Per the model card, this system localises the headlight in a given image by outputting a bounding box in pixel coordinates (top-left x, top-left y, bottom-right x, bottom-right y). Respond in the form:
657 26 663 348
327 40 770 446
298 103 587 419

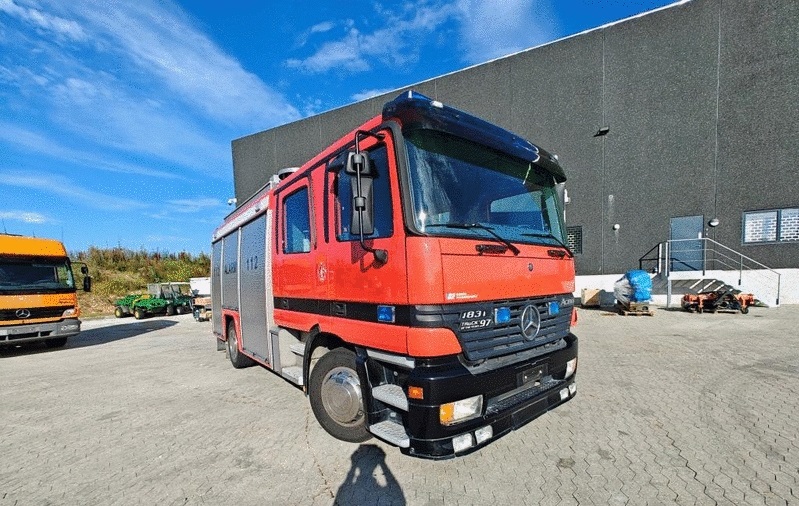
62 308 77 317
440 395 483 426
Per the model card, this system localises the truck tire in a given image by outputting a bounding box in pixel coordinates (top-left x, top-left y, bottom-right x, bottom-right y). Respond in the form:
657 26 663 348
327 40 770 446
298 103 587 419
44 337 68 348
226 321 255 368
134 308 146 319
309 348 371 443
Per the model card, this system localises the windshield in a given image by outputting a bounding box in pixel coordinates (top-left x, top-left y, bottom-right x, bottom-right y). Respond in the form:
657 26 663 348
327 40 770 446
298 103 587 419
0 256 76 294
405 129 566 246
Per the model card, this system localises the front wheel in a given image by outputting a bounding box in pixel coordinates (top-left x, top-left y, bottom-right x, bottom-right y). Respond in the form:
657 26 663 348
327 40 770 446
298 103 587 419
114 307 125 318
226 321 254 368
309 348 371 443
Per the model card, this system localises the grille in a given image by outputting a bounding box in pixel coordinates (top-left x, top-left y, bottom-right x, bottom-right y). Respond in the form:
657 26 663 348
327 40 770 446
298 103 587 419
414 295 573 362
0 306 71 321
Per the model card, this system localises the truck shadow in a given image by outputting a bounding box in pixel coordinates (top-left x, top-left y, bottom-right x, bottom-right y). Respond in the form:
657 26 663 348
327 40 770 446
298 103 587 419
334 444 406 506
0 319 178 357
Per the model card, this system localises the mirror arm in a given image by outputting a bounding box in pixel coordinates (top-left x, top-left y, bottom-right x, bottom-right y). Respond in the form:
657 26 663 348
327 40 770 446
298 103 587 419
354 131 388 265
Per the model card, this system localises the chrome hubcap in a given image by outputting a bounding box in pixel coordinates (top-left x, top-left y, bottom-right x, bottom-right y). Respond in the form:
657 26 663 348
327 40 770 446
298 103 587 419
321 366 363 425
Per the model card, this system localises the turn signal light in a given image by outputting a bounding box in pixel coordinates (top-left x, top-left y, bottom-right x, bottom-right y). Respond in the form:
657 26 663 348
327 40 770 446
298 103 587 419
407 386 424 400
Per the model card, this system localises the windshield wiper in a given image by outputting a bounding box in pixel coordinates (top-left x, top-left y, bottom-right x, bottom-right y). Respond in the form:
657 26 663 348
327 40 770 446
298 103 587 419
521 231 574 258
432 223 521 256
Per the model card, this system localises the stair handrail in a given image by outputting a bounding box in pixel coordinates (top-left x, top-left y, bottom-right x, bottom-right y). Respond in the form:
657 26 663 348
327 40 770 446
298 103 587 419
638 237 781 307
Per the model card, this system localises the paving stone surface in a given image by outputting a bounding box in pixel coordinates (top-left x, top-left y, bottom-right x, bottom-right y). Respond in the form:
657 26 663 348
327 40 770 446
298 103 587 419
1 305 797 505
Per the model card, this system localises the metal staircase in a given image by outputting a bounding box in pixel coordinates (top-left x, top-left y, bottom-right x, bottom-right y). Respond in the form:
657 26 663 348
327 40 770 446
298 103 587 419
639 238 781 308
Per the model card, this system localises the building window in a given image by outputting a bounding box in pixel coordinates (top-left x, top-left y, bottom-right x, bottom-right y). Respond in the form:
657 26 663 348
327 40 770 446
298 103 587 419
781 208 799 242
566 226 583 254
742 208 799 244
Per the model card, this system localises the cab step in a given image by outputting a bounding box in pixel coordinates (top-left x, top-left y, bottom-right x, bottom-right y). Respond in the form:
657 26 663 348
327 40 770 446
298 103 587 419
281 366 303 386
289 342 305 356
371 384 408 411
369 420 410 448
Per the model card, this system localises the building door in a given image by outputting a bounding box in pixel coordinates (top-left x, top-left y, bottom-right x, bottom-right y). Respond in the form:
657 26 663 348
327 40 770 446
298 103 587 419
669 215 704 272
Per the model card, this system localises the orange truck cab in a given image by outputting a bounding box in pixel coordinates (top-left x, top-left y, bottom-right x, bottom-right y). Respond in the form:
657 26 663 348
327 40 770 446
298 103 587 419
212 91 578 459
0 234 90 348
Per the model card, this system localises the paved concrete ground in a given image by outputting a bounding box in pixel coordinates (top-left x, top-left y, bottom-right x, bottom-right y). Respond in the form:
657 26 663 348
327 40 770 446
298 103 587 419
1 305 797 506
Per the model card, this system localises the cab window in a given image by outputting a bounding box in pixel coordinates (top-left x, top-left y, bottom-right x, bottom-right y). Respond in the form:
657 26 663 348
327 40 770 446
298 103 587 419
283 187 311 253
335 145 393 241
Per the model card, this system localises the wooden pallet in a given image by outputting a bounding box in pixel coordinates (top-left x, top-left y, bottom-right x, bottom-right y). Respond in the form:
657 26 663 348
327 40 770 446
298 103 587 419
617 302 654 316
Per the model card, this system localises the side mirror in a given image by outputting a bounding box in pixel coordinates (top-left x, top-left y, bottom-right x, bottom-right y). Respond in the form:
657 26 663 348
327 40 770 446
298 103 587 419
83 276 92 292
347 152 375 236
555 181 568 222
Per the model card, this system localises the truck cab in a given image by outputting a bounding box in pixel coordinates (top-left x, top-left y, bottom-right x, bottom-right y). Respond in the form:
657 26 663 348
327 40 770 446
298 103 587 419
0 234 90 348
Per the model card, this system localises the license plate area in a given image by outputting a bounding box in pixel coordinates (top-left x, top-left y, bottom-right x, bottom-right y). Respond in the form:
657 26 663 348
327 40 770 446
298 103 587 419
517 364 547 388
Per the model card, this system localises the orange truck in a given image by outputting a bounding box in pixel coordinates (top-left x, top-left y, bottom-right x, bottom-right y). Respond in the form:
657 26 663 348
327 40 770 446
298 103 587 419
211 91 578 459
0 234 91 348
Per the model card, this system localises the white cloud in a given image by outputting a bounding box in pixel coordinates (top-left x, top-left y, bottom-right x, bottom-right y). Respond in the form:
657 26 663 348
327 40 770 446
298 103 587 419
351 88 397 102
2 0 301 177
0 122 183 180
0 0 86 41
0 210 50 224
286 3 458 74
56 0 300 128
286 0 559 74
287 29 370 73
310 21 335 34
455 0 558 64
3 172 149 211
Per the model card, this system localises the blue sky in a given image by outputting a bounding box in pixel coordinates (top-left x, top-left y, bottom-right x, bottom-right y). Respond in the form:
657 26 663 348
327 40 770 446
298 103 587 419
0 0 676 255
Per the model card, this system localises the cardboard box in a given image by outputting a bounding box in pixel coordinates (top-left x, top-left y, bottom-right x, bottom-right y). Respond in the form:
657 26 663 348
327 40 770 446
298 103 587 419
581 288 602 307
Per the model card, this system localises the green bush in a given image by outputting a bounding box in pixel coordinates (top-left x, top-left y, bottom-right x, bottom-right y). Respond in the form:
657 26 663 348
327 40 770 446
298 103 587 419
72 247 210 316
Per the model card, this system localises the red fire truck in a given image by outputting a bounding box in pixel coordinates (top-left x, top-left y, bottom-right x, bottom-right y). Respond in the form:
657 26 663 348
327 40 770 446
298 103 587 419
211 91 578 459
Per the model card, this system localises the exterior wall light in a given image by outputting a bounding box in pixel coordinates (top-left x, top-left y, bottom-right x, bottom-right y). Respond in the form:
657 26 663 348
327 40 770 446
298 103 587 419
594 126 610 137
612 223 620 230
708 218 720 227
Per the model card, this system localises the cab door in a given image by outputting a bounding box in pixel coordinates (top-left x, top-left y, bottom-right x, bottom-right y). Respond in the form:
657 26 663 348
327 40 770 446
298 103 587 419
326 130 408 307
273 176 322 325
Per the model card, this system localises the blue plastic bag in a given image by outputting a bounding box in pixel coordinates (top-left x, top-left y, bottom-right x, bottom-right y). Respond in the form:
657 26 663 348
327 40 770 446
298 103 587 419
625 269 652 302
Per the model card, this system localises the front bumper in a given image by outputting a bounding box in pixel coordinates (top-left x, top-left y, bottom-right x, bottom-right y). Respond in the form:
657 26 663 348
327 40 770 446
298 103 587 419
366 333 577 459
0 319 82 345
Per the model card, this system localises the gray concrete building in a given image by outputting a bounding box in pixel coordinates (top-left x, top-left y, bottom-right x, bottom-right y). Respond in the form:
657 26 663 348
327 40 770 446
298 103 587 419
230 0 798 299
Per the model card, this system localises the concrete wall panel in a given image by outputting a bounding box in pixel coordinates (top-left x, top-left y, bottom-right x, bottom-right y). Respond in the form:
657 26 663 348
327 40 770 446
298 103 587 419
715 0 799 267
602 0 719 273
509 32 605 274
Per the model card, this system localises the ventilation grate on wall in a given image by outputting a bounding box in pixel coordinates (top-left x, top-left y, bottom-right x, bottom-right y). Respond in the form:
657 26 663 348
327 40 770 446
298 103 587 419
566 226 583 254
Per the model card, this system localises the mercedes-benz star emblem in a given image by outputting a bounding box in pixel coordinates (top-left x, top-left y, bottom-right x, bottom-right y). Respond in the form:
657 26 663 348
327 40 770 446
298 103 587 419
520 304 540 340
16 309 32 319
